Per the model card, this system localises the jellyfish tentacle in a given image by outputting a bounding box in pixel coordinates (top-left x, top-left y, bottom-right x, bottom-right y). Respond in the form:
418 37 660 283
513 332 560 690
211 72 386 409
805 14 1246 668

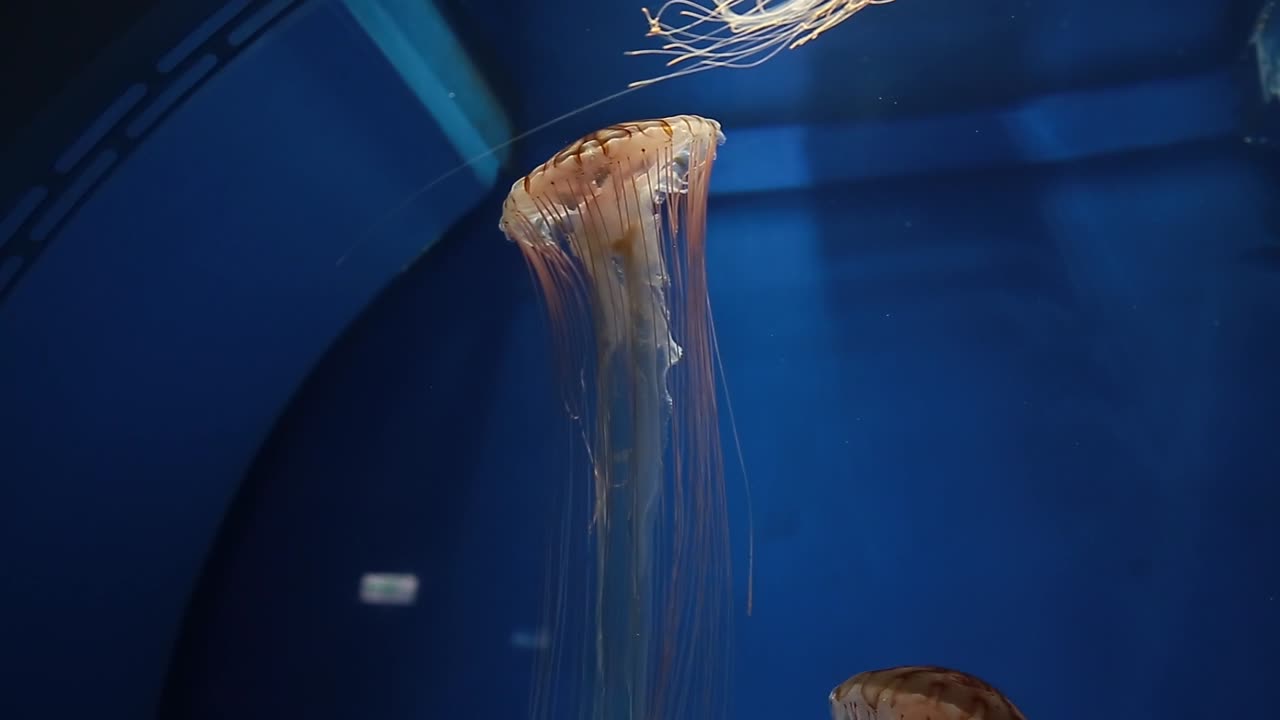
626 0 897 87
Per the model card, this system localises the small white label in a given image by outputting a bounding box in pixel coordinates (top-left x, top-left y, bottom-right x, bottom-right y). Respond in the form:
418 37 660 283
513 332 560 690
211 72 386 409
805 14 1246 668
359 572 419 606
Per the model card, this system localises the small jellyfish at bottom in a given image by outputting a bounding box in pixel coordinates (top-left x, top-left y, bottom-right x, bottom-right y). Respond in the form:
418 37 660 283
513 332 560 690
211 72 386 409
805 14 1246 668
830 665 1028 720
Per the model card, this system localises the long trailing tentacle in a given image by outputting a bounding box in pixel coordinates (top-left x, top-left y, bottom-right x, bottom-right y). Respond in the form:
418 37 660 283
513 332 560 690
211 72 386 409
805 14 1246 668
626 0 897 88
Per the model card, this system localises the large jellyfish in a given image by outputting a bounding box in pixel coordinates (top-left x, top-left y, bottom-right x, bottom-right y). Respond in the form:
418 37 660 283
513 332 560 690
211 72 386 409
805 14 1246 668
626 0 897 87
499 115 738 720
830 666 1028 720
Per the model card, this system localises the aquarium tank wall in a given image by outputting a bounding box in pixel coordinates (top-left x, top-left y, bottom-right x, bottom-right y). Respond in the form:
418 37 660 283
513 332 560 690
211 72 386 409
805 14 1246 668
0 1 1277 720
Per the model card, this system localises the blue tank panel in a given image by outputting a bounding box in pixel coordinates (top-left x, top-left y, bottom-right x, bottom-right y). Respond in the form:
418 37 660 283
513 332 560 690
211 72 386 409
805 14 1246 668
0 2 507 718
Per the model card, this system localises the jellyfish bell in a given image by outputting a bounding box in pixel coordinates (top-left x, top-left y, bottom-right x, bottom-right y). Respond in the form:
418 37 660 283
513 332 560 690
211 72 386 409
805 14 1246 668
830 666 1028 720
626 0 899 88
499 115 744 720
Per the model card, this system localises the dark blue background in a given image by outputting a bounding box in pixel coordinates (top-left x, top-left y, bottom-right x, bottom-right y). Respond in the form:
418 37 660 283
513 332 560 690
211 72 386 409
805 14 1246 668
1 1 1277 718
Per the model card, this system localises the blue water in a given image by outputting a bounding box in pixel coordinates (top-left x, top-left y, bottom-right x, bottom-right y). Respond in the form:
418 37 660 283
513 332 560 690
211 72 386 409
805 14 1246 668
0 1 1277 719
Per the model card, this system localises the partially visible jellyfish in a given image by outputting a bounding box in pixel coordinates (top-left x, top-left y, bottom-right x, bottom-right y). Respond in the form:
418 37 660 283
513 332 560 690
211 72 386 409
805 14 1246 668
1254 0 1280 103
499 115 738 720
830 666 1028 720
626 0 897 87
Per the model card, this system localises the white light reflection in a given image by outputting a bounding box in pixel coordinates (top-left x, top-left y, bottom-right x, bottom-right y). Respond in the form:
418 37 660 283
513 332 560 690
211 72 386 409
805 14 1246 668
358 572 419 606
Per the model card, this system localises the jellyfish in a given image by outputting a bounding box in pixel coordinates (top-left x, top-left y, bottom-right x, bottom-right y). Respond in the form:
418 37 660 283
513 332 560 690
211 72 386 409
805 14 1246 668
830 666 1028 720
499 115 738 720
1253 0 1280 103
625 0 897 87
